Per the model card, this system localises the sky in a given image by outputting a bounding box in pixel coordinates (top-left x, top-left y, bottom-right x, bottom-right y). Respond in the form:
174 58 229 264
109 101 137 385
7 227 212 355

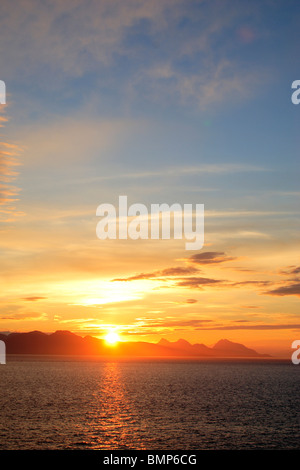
0 0 299 357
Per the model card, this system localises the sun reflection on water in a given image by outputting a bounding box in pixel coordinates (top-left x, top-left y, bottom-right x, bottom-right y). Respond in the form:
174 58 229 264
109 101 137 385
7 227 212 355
87 362 145 449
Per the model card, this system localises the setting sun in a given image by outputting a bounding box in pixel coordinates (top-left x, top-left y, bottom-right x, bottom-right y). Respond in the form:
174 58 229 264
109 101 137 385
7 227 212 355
104 331 120 345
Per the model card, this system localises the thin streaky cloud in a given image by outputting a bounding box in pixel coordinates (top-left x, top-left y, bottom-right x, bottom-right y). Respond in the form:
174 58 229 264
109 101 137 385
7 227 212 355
279 266 300 276
175 277 223 288
141 319 214 328
205 210 300 218
187 251 236 265
265 282 300 298
73 163 267 184
196 324 300 331
22 296 48 302
112 266 199 282
0 119 22 222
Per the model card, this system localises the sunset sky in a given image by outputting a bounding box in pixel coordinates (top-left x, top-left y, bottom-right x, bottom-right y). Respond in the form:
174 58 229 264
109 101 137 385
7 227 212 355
0 0 299 357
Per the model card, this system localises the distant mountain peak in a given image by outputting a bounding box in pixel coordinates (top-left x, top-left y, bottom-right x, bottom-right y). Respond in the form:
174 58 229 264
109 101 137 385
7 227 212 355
52 330 78 336
175 338 191 347
213 338 268 357
21 330 46 337
158 338 192 349
158 338 170 346
214 339 249 350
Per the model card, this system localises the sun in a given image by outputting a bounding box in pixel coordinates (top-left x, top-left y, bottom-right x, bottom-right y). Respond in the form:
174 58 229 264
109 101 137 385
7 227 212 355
105 331 120 345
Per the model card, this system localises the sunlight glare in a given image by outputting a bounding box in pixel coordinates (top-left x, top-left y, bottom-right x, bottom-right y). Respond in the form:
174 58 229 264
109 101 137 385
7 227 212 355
105 331 120 345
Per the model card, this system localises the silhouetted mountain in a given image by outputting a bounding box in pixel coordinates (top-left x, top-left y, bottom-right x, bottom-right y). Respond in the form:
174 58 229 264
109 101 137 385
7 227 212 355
1 330 270 358
212 339 267 357
158 338 213 356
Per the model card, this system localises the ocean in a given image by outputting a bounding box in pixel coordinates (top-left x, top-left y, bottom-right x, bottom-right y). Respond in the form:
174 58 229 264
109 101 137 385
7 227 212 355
0 357 299 450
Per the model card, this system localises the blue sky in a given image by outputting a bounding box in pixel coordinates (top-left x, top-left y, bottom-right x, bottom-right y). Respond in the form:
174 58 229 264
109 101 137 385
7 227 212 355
2 0 298 204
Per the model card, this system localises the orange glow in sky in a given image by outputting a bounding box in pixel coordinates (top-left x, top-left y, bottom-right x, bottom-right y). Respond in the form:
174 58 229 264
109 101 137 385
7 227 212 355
0 0 299 360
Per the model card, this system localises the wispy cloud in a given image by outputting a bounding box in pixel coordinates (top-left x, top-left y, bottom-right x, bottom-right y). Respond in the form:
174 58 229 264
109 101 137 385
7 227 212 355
187 251 236 265
1 312 47 320
80 163 267 183
0 0 270 113
265 282 300 298
138 318 214 329
196 323 300 331
0 0 184 78
109 249 300 302
22 296 47 302
279 266 300 276
113 266 199 282
0 115 22 222
175 276 223 288
140 58 267 110
0 304 47 321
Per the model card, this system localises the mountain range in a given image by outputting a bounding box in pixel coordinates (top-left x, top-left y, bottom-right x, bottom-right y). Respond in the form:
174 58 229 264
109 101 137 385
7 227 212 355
0 330 270 358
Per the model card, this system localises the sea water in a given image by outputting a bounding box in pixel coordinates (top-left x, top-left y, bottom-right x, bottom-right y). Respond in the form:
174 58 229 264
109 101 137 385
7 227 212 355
0 357 299 450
